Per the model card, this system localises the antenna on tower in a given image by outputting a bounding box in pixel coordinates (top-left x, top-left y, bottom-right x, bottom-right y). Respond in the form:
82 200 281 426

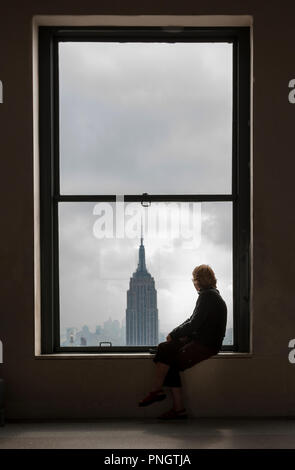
140 214 143 246
137 214 146 272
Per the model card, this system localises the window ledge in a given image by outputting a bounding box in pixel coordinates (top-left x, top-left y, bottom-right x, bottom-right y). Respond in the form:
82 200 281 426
34 352 253 359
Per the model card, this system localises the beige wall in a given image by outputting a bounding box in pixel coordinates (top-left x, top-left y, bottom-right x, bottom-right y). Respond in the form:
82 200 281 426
0 1 295 419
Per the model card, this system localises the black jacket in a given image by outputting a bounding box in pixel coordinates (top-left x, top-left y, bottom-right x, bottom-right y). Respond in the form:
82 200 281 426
168 287 227 351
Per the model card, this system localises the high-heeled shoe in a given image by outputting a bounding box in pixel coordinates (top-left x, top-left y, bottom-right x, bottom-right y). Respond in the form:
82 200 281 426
138 389 167 407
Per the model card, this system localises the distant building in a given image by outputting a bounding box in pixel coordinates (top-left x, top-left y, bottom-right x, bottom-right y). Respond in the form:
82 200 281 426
66 325 96 347
126 235 158 346
223 327 233 345
61 320 125 347
66 327 77 344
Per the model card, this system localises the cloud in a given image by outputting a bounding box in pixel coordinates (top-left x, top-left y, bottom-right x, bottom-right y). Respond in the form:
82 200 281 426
59 41 232 195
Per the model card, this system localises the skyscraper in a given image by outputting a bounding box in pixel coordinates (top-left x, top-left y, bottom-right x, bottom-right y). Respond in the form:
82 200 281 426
126 235 158 346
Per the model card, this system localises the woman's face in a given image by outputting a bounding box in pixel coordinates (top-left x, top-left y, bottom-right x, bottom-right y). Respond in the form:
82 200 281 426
192 277 201 291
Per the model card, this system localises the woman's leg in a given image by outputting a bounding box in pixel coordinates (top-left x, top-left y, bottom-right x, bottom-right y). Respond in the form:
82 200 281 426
150 338 190 392
171 387 185 412
151 362 170 391
151 339 183 391
139 340 186 408
163 368 185 411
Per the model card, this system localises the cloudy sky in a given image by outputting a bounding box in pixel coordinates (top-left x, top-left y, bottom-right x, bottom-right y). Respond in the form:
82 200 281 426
58 41 233 341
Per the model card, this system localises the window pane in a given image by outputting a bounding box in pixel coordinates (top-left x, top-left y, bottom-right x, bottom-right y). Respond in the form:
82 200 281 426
59 42 232 195
59 201 233 347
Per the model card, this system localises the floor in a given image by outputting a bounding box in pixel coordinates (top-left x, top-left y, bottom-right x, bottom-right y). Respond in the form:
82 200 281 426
0 418 295 449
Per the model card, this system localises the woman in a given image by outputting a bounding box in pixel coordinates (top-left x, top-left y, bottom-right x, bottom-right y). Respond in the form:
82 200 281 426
138 264 227 419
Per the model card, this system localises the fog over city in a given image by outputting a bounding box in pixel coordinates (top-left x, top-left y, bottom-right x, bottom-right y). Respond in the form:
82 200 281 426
58 41 233 340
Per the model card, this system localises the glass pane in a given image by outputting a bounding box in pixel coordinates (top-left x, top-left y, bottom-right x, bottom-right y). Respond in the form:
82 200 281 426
59 42 232 195
59 201 233 347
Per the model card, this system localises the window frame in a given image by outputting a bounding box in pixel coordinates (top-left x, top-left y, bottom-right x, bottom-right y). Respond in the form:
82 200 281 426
38 26 250 354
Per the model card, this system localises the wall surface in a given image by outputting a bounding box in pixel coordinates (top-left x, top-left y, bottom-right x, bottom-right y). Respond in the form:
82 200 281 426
0 0 295 419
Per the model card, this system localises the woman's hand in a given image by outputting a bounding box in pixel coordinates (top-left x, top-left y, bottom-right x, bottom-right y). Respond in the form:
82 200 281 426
179 336 190 342
166 335 189 342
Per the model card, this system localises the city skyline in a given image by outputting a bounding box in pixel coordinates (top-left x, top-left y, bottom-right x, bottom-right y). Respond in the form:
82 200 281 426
61 321 233 347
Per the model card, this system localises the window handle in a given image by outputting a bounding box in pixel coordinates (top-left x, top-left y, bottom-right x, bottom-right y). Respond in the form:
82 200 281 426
99 341 112 347
141 193 151 207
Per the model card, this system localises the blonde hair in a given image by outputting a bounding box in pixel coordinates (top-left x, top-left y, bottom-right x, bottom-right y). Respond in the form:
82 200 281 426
192 264 217 289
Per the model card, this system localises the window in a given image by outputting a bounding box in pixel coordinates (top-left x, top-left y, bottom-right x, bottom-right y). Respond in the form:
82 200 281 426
39 26 250 354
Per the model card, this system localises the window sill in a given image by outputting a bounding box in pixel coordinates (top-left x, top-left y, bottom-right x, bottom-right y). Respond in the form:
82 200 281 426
34 352 253 359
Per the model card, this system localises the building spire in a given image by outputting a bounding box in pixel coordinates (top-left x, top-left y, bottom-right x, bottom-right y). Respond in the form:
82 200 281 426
140 217 143 246
137 217 146 272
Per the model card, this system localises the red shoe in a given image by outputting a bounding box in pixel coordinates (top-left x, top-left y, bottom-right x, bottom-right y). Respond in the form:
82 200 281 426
158 408 188 420
138 389 167 407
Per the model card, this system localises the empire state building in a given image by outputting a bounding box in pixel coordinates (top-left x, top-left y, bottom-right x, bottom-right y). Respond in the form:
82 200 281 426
126 236 159 346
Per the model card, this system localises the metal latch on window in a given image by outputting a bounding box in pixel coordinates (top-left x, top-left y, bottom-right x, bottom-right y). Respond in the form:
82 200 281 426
99 342 112 347
141 193 151 207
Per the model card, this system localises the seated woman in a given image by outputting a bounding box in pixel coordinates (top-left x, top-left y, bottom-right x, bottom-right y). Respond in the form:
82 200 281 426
138 264 227 420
